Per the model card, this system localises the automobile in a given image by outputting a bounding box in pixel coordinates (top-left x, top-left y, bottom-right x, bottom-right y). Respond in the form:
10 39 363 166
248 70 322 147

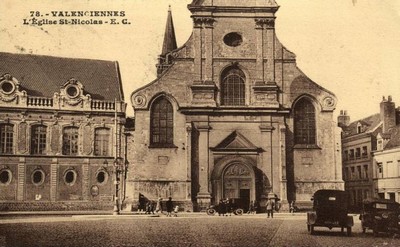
206 198 247 216
307 189 354 236
359 198 400 236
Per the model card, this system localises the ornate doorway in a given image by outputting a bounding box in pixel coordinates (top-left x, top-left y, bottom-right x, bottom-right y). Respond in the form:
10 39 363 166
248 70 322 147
223 163 253 211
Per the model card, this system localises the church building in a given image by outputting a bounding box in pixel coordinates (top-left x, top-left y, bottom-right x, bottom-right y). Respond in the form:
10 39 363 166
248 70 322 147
127 0 343 211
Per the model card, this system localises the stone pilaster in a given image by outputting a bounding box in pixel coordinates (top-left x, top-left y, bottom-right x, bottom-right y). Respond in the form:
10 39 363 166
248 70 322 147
17 157 25 201
196 124 211 209
50 159 58 201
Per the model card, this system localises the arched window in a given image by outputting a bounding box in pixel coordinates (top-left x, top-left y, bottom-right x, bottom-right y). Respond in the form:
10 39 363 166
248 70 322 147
31 125 47 155
150 97 174 147
0 124 13 154
94 128 110 156
62 127 79 155
294 98 316 145
221 67 245 106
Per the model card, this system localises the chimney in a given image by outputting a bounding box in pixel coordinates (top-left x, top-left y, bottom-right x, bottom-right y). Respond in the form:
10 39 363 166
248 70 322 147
338 110 350 128
380 95 396 132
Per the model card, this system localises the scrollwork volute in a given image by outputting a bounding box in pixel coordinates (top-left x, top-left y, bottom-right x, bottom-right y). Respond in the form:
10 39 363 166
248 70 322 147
133 94 147 107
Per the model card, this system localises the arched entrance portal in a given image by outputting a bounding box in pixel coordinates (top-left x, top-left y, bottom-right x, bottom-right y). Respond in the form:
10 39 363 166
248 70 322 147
223 162 253 211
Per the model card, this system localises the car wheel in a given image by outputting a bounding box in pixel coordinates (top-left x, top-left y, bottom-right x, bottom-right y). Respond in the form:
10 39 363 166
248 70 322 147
235 209 244 215
206 208 216 216
310 225 315 235
346 227 352 237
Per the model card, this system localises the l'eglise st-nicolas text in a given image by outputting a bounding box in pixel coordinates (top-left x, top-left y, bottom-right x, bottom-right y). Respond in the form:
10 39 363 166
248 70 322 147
23 18 106 26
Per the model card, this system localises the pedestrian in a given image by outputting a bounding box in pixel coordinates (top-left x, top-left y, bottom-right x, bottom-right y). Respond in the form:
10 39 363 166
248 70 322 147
166 197 173 217
289 201 295 214
138 194 146 214
266 198 275 218
218 199 225 216
254 200 259 214
248 200 254 214
156 197 163 214
173 205 179 217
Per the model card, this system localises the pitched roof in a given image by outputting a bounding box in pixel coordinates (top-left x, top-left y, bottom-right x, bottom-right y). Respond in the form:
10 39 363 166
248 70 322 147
383 126 400 150
342 113 381 137
0 52 124 101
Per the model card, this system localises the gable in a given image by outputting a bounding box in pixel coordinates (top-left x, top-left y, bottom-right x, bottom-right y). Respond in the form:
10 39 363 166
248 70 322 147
211 131 263 153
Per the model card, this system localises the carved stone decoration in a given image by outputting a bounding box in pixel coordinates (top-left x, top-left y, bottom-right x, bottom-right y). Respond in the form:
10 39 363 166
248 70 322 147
60 78 91 109
83 124 92 155
224 163 250 177
191 82 217 106
133 94 147 107
322 96 336 111
192 17 215 28
254 18 275 29
51 124 60 154
0 74 25 105
18 122 27 154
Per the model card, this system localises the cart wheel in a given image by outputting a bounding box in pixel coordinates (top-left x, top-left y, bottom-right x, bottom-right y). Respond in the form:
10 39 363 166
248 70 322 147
346 227 352 237
206 208 216 216
310 225 315 235
235 209 244 215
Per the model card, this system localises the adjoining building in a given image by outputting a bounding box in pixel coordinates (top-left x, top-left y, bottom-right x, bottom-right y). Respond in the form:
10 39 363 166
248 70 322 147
0 52 126 211
339 96 400 210
126 0 343 212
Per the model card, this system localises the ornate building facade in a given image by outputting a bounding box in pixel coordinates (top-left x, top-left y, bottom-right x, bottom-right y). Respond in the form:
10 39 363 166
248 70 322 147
0 52 126 211
127 0 343 211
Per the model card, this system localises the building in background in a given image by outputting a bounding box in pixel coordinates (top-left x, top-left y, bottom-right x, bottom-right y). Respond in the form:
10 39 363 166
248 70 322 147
339 96 400 210
127 0 343 212
0 52 126 211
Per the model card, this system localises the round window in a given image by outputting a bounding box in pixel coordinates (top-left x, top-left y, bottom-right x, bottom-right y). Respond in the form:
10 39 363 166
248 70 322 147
64 170 77 185
32 170 45 185
0 81 15 95
66 85 79 98
0 169 12 185
223 32 243 47
96 171 108 184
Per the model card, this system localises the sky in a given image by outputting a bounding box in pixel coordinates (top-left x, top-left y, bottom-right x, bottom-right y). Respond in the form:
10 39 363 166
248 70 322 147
1 0 400 121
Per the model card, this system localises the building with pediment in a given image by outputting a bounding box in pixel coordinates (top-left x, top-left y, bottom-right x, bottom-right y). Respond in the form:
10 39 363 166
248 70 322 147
126 0 343 211
0 52 126 211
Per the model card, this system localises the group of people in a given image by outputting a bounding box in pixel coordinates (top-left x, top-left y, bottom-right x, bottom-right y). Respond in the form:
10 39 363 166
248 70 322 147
137 195 178 217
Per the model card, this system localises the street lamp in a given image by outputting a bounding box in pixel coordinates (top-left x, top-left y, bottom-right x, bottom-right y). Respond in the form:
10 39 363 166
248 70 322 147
113 157 124 215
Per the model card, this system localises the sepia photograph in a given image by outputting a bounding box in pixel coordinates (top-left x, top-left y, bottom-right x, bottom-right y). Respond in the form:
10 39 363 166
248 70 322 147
1 0 400 246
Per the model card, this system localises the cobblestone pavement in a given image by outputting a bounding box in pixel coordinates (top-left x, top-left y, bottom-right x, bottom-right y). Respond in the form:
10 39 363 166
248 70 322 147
0 214 399 247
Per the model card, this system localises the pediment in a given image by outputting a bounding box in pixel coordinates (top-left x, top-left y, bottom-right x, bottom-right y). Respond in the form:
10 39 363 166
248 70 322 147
211 131 262 153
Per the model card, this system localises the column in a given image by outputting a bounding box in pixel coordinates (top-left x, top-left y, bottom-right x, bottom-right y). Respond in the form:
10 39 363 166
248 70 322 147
265 18 275 83
186 123 192 201
255 18 265 84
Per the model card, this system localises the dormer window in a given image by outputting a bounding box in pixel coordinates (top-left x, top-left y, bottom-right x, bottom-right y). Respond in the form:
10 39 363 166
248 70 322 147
357 123 362 134
66 85 79 98
0 74 17 95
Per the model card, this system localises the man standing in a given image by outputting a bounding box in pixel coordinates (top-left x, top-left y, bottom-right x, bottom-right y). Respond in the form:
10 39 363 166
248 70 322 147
166 197 173 217
266 199 275 218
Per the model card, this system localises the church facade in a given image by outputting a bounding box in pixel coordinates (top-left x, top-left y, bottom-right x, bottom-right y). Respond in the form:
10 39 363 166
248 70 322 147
127 0 343 211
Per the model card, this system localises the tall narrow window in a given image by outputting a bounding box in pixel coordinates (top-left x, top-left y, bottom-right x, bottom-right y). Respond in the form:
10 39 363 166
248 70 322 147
62 127 79 155
31 125 47 154
0 124 13 154
294 98 316 145
221 67 245 106
94 128 110 156
150 97 174 147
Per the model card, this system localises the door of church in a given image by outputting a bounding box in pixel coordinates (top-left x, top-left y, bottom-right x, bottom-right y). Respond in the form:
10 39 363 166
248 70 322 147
223 163 252 211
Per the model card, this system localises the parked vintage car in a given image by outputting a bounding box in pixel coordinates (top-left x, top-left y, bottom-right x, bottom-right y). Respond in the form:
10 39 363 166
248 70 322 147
360 198 400 236
206 198 247 216
307 189 354 236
